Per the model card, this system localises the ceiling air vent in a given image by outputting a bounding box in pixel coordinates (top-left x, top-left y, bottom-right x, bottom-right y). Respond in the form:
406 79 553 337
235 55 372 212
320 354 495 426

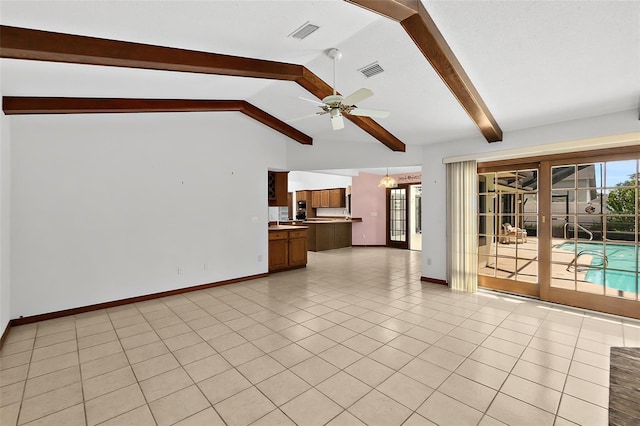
358 62 384 78
288 21 319 40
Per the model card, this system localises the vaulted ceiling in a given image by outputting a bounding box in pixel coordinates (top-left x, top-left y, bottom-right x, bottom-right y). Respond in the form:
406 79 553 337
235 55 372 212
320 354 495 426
1 0 639 152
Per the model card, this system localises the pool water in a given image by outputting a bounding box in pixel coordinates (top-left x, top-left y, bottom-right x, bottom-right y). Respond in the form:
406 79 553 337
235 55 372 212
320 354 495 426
556 242 639 292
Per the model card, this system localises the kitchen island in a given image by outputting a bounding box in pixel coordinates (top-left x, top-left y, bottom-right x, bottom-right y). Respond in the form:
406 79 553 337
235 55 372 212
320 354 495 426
303 219 354 252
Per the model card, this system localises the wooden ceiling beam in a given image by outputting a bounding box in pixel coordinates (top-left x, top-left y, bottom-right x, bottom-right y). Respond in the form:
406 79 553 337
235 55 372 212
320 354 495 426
2 97 313 145
343 0 418 21
345 0 503 143
0 25 302 80
0 25 404 151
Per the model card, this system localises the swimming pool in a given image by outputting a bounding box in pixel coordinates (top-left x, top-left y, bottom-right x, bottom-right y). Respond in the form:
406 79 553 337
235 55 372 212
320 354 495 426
556 242 639 292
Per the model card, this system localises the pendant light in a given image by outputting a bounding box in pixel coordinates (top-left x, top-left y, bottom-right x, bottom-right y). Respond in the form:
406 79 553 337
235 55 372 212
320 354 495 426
377 168 398 188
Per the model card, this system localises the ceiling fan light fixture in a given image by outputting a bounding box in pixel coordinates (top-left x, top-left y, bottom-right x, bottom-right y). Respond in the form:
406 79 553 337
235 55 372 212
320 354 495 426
378 168 398 188
286 48 389 129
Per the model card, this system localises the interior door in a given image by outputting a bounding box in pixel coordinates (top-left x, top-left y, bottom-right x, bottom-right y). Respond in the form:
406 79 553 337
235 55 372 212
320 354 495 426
387 185 409 249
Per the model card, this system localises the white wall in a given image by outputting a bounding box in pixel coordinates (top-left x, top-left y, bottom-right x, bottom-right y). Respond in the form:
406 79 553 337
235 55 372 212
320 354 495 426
288 171 352 192
0 96 11 333
422 109 640 282
287 137 423 171
10 112 287 318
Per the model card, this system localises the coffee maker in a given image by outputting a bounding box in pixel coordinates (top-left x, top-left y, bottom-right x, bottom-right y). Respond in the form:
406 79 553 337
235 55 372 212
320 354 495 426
296 201 306 220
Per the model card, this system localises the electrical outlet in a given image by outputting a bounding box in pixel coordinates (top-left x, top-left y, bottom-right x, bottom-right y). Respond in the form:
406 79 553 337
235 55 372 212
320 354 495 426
258 254 263 262
203 263 208 271
178 267 183 275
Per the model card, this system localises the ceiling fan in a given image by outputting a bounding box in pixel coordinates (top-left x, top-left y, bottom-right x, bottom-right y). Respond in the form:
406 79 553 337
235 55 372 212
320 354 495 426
288 48 390 130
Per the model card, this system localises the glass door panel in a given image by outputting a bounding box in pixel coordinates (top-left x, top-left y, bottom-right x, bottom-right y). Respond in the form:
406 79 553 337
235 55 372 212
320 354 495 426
549 159 639 303
478 168 539 295
387 186 409 249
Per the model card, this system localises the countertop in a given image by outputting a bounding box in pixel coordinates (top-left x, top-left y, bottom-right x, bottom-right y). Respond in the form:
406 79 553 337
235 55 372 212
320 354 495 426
303 220 351 224
268 225 309 231
277 218 362 226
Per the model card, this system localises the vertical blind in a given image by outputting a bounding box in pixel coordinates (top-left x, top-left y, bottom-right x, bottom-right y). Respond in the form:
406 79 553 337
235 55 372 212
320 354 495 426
447 160 478 292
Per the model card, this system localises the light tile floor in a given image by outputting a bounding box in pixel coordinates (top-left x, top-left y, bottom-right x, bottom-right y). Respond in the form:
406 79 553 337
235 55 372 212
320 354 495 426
1 247 639 426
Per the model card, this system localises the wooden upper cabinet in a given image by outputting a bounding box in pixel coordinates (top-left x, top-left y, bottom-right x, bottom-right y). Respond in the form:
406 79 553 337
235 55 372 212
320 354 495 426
329 188 346 208
307 188 345 208
320 190 330 207
268 171 288 207
311 190 321 208
296 190 312 203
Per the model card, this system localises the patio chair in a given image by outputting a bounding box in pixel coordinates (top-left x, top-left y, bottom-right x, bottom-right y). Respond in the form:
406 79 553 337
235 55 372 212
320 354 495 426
502 223 527 244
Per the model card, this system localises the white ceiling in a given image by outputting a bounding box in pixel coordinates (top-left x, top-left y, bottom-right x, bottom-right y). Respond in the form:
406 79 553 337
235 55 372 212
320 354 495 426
1 0 639 153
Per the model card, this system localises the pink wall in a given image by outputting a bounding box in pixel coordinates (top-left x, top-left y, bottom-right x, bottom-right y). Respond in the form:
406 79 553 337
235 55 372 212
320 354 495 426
351 172 387 246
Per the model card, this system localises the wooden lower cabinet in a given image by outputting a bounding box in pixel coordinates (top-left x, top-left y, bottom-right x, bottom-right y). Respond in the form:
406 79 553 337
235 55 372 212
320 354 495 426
289 233 308 267
268 239 289 271
269 227 308 272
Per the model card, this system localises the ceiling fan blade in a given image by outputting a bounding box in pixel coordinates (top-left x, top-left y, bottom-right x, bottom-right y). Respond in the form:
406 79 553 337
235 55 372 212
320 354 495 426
298 96 325 106
331 113 344 130
349 107 390 118
342 88 374 106
286 112 323 123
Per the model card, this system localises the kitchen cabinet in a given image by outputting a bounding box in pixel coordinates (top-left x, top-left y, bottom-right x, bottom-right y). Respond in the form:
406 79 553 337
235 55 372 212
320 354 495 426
320 190 330 207
329 188 346 207
268 234 289 271
268 171 289 207
311 190 321 208
306 188 346 209
288 230 308 267
268 226 308 272
296 190 311 202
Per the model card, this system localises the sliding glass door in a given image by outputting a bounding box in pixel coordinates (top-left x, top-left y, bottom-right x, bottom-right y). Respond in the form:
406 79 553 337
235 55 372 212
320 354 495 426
478 148 639 319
